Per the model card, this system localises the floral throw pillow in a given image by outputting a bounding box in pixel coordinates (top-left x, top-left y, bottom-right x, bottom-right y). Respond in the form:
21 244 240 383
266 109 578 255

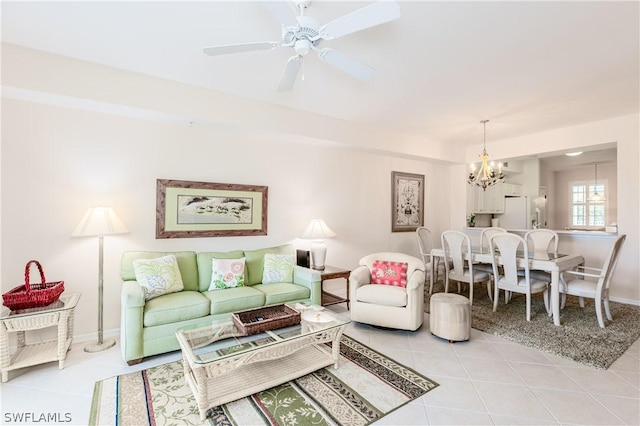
262 254 295 284
209 257 246 291
371 260 408 287
133 254 184 301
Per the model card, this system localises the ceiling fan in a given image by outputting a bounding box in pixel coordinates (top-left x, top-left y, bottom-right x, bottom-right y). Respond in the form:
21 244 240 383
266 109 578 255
202 0 401 91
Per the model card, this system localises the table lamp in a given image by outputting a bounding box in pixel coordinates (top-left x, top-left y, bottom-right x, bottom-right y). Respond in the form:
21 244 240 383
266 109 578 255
301 219 336 270
72 207 129 352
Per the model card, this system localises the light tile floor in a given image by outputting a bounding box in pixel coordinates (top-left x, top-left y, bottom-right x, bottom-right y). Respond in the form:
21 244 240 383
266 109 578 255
1 301 639 425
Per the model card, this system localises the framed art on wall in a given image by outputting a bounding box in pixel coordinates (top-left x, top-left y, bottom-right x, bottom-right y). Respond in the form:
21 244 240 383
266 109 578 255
156 179 268 238
391 171 424 232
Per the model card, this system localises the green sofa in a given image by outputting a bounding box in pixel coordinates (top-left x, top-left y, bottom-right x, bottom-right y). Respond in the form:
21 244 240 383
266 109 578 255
119 244 321 365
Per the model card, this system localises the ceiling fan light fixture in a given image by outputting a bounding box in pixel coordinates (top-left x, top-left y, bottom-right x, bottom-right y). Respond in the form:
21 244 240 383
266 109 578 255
294 39 312 55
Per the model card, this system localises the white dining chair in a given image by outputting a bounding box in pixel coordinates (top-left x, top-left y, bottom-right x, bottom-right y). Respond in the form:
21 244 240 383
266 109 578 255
523 229 559 281
560 234 626 328
489 233 550 321
525 229 559 258
480 227 508 253
474 227 507 296
416 227 440 295
441 230 491 305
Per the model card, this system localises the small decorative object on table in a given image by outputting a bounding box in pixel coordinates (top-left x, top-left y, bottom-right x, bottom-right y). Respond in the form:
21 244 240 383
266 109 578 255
232 304 301 335
467 213 476 227
2 260 64 310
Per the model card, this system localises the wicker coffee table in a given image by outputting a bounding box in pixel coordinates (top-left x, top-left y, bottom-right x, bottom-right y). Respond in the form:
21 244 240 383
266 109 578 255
176 306 349 420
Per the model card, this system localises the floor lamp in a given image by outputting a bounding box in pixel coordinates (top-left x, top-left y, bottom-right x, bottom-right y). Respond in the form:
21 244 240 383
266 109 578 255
72 207 129 352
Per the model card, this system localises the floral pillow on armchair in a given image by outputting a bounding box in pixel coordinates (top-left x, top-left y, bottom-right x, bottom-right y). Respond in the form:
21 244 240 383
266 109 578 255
371 260 408 288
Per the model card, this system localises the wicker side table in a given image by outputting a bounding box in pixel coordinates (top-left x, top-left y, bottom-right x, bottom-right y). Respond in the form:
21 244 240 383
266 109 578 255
0 292 80 382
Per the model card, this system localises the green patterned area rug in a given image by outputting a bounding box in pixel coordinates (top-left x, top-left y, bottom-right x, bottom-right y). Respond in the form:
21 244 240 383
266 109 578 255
89 335 438 425
426 281 640 369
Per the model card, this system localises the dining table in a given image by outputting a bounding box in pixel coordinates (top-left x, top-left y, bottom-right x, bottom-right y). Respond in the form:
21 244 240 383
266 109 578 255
430 247 584 326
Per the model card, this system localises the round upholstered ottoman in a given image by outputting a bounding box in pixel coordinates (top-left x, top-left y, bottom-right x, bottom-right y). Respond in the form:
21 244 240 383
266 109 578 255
429 293 471 342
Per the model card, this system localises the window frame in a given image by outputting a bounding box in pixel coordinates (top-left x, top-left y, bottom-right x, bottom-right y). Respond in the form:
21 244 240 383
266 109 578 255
568 179 607 230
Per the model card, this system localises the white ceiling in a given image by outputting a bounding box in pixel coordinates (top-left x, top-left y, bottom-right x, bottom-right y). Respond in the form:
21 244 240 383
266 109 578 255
1 1 639 149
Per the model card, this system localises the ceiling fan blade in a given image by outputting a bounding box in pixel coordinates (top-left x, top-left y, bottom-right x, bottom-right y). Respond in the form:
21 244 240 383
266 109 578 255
277 56 303 92
263 1 297 27
318 49 375 81
203 41 280 56
320 0 401 40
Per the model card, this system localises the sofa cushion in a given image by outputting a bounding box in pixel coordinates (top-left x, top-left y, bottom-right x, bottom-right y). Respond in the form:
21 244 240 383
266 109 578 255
355 284 407 307
252 283 310 305
121 251 199 291
262 253 295 284
143 291 210 327
203 286 266 315
134 254 185 301
197 251 245 292
244 244 295 285
209 257 246 291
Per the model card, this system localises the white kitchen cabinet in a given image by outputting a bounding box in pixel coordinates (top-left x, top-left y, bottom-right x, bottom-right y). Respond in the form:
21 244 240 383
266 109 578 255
472 183 504 213
503 183 523 196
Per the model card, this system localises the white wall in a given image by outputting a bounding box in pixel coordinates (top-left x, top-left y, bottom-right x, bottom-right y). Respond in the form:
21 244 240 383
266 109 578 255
0 97 450 340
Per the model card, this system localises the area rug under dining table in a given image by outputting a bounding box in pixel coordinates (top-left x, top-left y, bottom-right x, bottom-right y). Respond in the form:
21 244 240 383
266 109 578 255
89 334 438 425
425 281 640 369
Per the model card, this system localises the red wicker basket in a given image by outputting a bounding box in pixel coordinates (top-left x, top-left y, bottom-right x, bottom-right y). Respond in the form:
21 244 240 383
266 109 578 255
2 260 65 310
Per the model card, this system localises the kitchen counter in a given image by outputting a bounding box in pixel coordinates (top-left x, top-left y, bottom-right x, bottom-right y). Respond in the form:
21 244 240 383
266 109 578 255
462 228 620 294
464 227 617 237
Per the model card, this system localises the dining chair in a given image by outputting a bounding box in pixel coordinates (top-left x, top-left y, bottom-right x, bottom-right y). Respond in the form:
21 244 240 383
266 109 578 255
559 234 626 328
523 229 559 281
441 230 491 305
416 227 439 294
474 227 507 296
525 229 559 257
480 227 508 253
489 232 550 321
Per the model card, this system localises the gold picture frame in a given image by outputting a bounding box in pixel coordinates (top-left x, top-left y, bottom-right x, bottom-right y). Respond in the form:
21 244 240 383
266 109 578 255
391 171 424 232
156 179 268 238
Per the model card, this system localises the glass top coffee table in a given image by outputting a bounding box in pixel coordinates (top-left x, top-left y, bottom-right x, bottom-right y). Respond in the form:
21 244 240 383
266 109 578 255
176 305 349 420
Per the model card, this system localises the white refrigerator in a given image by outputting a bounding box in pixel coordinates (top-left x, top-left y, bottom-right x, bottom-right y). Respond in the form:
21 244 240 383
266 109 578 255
499 196 530 229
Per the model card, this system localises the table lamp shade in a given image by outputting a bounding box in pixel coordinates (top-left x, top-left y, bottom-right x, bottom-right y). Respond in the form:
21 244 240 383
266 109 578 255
301 219 336 270
301 219 336 240
71 207 129 237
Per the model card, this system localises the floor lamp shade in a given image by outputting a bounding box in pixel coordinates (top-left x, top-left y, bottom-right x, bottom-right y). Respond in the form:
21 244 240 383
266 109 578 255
71 207 129 237
72 207 129 353
301 219 336 270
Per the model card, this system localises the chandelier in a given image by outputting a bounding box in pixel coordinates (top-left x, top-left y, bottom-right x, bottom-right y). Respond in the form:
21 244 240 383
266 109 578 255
467 119 504 191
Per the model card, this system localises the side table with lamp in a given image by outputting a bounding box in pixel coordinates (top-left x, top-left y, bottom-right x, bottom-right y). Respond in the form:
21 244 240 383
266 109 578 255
300 219 350 309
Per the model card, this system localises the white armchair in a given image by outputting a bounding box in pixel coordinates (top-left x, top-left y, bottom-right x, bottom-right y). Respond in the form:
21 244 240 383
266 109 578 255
349 252 425 331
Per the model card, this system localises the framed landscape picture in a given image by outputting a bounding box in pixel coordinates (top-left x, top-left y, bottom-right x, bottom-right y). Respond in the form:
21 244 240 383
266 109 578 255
156 179 268 238
391 171 424 232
